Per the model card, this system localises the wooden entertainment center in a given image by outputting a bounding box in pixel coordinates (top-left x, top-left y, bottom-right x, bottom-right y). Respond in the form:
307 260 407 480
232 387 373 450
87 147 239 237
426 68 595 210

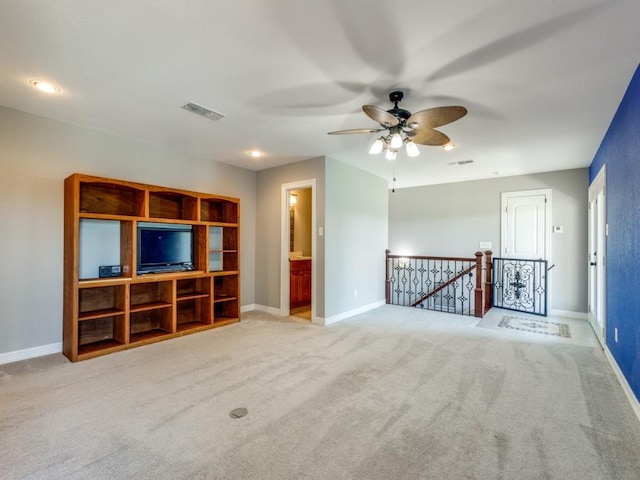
63 173 240 362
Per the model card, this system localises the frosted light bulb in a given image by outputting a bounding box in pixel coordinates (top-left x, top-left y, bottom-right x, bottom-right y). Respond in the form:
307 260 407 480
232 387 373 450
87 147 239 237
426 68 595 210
390 133 403 149
369 138 384 154
405 141 420 157
385 149 397 161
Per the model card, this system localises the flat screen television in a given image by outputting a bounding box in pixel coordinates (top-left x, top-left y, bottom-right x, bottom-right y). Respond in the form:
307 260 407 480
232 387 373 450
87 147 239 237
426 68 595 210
137 223 194 274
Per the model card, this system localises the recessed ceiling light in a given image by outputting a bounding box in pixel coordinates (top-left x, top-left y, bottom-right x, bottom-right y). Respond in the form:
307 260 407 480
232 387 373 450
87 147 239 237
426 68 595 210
249 150 263 158
442 143 456 151
29 80 61 94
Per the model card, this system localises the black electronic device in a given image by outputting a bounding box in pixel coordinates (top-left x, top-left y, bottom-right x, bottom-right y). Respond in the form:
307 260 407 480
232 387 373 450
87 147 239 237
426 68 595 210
98 265 122 278
137 223 194 274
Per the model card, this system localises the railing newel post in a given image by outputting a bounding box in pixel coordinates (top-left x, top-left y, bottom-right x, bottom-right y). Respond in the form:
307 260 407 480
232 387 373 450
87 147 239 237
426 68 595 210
385 249 391 304
484 250 493 314
474 251 483 318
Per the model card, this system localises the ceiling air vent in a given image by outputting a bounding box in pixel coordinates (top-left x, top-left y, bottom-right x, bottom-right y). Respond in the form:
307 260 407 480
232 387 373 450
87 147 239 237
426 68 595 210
182 102 225 121
448 160 474 166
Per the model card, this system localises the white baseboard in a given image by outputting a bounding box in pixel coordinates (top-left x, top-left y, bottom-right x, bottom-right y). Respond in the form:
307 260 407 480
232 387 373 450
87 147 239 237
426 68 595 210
550 309 588 320
320 300 386 326
248 304 282 316
604 346 640 424
0 342 62 365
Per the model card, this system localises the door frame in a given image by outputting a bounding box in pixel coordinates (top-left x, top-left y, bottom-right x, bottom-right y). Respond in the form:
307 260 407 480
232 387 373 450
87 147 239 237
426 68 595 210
588 166 606 346
280 179 317 321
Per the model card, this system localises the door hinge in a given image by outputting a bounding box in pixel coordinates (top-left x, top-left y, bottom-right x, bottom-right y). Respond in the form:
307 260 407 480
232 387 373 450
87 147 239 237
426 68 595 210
605 224 609 236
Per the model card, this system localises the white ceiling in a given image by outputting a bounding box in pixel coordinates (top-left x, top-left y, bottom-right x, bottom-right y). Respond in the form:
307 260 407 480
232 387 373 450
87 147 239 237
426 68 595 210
1 0 639 188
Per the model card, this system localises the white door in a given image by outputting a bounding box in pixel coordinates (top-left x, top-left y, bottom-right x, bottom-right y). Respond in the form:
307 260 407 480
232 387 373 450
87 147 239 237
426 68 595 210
588 167 606 346
501 190 551 260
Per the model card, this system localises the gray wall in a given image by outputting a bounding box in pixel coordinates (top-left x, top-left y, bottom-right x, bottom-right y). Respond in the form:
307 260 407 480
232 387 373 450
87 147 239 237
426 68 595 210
255 157 389 321
0 105 257 355
325 158 388 318
255 157 326 315
389 168 588 313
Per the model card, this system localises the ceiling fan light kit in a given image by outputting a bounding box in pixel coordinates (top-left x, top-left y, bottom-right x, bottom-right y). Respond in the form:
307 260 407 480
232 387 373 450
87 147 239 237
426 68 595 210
328 90 467 160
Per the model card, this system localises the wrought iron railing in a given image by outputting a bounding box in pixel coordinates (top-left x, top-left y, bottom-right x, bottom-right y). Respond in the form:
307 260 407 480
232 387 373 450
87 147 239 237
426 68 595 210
492 257 547 316
385 250 493 318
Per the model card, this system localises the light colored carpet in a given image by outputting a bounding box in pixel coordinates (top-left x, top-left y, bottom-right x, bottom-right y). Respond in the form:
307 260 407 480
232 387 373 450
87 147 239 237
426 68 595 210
1 306 639 479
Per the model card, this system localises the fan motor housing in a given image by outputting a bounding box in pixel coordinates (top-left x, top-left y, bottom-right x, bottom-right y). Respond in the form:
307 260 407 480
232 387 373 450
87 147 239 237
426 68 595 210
387 91 411 122
387 107 411 121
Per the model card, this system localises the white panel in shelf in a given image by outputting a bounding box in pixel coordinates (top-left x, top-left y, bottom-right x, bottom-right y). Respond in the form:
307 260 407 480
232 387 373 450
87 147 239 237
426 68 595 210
209 226 222 251
209 252 222 271
79 219 120 279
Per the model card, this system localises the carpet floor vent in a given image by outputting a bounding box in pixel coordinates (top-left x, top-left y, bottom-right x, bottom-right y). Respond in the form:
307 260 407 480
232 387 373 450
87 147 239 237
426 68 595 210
229 408 248 419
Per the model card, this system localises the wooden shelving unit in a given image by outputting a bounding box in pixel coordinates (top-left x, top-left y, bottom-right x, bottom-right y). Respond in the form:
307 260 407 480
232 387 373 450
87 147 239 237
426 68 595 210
63 173 240 362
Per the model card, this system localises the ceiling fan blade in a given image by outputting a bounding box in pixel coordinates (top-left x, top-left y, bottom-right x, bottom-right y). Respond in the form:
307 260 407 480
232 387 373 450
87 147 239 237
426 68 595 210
406 106 467 129
362 105 399 127
327 127 385 135
410 128 450 146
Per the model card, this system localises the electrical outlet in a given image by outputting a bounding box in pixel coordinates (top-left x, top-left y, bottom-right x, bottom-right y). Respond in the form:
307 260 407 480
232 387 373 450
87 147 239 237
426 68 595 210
354 289 358 298
614 327 618 343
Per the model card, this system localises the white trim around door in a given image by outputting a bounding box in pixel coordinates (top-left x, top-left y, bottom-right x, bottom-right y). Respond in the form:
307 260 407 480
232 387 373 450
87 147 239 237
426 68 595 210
280 179 317 322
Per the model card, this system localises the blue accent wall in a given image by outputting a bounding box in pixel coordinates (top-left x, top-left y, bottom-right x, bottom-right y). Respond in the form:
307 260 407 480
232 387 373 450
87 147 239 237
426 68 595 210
589 64 640 401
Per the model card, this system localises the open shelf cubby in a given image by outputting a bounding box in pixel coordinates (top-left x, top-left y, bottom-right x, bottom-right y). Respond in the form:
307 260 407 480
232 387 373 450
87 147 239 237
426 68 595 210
177 277 211 300
214 275 238 302
64 174 241 361
78 285 126 320
149 191 198 221
78 315 126 356
177 298 211 331
130 308 173 344
201 198 238 224
130 281 173 311
214 298 239 323
79 182 145 217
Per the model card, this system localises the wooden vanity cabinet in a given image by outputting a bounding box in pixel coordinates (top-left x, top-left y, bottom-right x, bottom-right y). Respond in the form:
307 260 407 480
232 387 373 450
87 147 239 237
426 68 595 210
290 259 311 309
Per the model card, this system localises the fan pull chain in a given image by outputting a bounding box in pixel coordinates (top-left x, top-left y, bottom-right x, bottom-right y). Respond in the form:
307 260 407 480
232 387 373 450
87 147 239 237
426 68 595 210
392 167 396 193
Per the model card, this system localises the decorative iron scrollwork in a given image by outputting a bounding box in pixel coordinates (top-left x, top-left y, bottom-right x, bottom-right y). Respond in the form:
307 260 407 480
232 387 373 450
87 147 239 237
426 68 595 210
387 256 476 316
493 258 547 316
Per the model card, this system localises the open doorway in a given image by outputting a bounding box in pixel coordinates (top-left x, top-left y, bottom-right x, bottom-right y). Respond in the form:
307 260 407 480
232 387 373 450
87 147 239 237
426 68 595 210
280 179 316 322
289 187 312 321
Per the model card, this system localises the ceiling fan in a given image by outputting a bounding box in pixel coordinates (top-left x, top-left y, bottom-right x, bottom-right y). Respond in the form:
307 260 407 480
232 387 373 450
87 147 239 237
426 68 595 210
328 91 467 160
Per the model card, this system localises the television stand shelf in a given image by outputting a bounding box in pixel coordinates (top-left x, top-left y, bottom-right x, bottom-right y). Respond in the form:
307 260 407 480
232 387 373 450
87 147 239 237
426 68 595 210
63 173 241 362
